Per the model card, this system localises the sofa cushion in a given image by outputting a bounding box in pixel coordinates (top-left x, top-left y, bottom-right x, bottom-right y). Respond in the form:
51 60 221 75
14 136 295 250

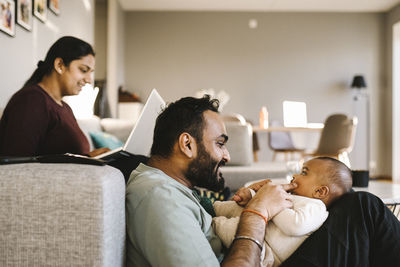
90 131 124 150
77 116 103 150
77 116 134 150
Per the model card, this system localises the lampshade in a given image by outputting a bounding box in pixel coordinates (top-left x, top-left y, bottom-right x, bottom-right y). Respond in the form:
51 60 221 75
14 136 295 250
351 75 367 89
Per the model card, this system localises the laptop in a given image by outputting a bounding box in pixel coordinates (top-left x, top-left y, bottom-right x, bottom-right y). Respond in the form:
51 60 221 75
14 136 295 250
283 101 307 128
95 89 165 159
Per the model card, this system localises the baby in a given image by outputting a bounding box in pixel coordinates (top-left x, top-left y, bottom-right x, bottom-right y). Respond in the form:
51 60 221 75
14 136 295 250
213 157 353 267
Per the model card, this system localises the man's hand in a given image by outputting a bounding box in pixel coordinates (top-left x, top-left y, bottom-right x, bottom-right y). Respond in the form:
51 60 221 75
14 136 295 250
222 182 298 266
246 182 297 220
248 179 272 191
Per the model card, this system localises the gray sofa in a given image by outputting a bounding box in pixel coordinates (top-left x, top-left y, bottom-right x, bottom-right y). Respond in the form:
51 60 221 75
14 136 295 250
0 163 126 267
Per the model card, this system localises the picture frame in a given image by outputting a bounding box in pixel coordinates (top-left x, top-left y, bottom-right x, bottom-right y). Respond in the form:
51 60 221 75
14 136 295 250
0 0 16 37
48 0 59 15
16 0 32 31
33 0 47 22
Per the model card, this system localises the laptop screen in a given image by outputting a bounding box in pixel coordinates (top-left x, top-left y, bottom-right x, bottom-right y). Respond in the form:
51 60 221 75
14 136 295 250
283 101 307 127
123 89 166 156
95 89 165 159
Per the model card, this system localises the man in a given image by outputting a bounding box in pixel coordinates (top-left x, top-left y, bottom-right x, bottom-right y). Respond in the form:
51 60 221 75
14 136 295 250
126 95 400 267
126 96 295 266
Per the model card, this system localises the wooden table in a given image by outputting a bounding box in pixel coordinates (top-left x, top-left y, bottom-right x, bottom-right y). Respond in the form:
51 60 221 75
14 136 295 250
252 124 323 161
253 123 324 133
353 181 400 205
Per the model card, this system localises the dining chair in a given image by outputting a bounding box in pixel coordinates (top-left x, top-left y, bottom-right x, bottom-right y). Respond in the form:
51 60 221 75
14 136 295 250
268 120 305 161
306 114 358 167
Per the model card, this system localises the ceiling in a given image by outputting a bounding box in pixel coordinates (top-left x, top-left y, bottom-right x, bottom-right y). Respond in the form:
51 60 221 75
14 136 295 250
118 0 400 12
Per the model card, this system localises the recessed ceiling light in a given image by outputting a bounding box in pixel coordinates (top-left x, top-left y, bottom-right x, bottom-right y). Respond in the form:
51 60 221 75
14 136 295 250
248 19 258 29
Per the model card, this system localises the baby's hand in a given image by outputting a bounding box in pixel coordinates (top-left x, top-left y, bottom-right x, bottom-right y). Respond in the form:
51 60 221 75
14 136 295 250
232 187 252 206
232 179 272 206
231 186 259 206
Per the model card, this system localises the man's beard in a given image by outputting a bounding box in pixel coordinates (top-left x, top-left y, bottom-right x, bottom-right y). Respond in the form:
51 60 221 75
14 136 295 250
185 143 225 192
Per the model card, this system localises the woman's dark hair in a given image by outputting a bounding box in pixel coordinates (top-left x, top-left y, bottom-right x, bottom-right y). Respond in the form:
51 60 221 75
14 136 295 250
23 36 95 88
150 95 220 157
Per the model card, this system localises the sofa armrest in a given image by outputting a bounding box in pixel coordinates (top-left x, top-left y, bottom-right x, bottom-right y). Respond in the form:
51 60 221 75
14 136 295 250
225 122 253 166
0 163 125 267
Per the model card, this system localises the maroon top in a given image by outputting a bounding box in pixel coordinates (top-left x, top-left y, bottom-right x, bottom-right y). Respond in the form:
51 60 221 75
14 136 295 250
0 85 90 156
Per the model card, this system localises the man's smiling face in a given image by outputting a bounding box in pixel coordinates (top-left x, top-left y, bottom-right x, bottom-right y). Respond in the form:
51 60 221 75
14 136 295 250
185 110 230 192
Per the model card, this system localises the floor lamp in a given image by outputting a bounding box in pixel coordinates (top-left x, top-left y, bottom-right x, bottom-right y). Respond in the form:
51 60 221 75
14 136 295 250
351 75 369 171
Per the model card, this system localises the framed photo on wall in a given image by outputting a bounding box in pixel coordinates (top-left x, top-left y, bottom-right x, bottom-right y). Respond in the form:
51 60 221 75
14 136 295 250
33 0 47 22
0 0 16 37
48 0 59 15
17 0 32 31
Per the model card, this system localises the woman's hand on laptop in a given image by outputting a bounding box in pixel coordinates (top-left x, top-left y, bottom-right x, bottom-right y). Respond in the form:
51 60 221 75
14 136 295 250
87 147 111 158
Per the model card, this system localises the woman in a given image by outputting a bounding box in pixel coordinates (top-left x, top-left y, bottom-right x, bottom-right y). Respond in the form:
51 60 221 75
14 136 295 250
0 36 107 157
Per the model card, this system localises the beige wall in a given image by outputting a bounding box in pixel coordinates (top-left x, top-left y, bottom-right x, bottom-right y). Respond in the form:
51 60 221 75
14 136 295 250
385 4 400 180
1 7 389 174
123 12 387 174
0 0 95 108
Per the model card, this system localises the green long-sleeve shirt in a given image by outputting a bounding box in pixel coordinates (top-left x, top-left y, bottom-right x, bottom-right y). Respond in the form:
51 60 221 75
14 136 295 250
126 163 222 267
